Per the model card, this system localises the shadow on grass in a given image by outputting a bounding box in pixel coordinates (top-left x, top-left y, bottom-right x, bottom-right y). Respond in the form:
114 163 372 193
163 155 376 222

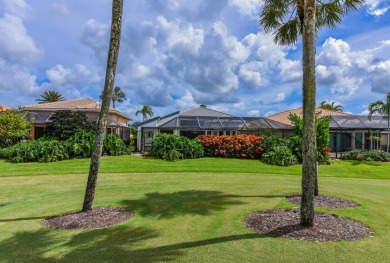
0 216 49 222
0 225 264 262
120 190 247 219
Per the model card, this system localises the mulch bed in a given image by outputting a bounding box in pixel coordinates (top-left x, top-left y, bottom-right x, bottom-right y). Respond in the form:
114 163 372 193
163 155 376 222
42 207 133 230
286 194 360 209
244 209 373 242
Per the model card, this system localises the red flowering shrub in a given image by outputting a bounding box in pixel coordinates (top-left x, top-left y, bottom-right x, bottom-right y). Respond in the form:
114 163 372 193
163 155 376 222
197 135 265 159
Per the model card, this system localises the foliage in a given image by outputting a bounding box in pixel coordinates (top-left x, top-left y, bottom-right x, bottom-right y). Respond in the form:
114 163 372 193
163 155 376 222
262 146 298 166
287 113 331 164
103 134 129 156
341 150 389 162
0 109 31 147
136 105 154 121
198 135 264 159
262 135 287 152
100 86 126 109
66 130 96 158
8 138 69 163
45 110 97 140
36 90 65 104
259 0 364 45
0 146 12 159
150 133 204 161
319 101 343 112
368 91 390 153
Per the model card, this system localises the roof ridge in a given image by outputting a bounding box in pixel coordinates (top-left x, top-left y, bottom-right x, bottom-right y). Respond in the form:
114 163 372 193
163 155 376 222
180 107 235 117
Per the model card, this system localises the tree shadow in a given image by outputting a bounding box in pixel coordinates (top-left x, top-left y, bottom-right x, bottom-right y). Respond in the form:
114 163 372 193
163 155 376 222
120 190 246 219
0 225 264 262
0 216 49 222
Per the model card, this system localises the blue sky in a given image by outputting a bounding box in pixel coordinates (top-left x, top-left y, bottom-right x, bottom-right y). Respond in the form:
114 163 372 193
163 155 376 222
0 0 390 121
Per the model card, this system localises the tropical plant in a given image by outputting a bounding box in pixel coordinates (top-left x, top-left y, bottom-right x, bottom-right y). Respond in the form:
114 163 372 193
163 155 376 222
136 105 154 121
66 130 96 158
150 133 204 161
103 134 129 156
262 146 298 166
36 91 65 104
198 135 264 159
8 138 69 163
83 0 123 212
259 0 363 227
199 104 207 108
100 86 126 109
368 92 390 153
319 101 343 112
0 109 31 147
45 110 97 141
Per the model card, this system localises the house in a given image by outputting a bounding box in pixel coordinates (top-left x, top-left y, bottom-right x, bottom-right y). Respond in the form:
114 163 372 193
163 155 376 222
136 106 389 153
20 98 132 142
0 104 11 110
135 107 290 152
267 107 389 152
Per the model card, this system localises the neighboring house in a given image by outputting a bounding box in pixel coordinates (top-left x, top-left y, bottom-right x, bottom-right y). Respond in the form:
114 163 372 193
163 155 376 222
267 107 388 152
20 98 132 142
136 106 389 153
0 104 11 110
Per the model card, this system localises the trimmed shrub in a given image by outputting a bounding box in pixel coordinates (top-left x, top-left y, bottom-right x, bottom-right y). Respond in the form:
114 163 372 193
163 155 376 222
262 146 298 166
197 134 264 159
262 135 287 152
66 130 95 158
103 134 129 156
342 150 389 161
8 139 68 163
150 134 204 161
0 146 12 159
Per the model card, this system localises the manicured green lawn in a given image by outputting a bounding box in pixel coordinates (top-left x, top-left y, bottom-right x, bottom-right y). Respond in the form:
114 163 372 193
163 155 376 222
0 156 389 262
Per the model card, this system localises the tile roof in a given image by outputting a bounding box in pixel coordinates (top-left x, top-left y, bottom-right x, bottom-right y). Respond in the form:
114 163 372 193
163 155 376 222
21 98 132 120
267 107 352 125
0 104 11 110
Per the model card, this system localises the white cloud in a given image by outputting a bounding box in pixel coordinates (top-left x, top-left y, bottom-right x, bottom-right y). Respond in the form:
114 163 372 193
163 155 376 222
368 60 390 93
233 102 245 109
229 0 262 17
365 0 390 16
275 93 286 103
175 90 198 109
0 14 42 63
51 3 69 16
247 109 260 117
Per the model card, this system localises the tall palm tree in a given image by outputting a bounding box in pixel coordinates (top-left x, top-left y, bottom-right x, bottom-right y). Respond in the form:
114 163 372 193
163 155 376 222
136 105 154 121
259 0 363 227
82 0 123 212
36 91 65 104
100 86 126 109
368 92 390 153
319 101 343 112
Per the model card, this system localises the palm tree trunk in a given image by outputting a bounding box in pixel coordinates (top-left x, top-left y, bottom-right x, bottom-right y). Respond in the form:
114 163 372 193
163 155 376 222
387 115 389 153
300 0 317 227
82 0 123 212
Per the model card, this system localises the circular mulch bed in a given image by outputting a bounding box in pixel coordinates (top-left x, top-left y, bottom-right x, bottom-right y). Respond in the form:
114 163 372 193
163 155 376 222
42 207 133 230
286 194 360 209
244 209 373 242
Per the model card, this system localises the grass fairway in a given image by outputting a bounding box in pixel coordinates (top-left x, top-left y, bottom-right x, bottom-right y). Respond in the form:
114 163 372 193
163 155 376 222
0 156 389 262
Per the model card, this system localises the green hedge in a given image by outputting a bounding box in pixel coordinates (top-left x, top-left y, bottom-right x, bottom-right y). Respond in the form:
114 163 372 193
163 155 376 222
262 146 298 166
2 131 130 163
342 150 390 162
150 134 204 161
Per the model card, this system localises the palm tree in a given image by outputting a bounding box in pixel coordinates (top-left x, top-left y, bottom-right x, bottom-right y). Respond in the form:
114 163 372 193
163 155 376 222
199 104 207 108
36 91 65 104
368 92 390 153
136 105 154 121
82 0 123 212
259 0 363 227
319 101 343 112
100 86 126 109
